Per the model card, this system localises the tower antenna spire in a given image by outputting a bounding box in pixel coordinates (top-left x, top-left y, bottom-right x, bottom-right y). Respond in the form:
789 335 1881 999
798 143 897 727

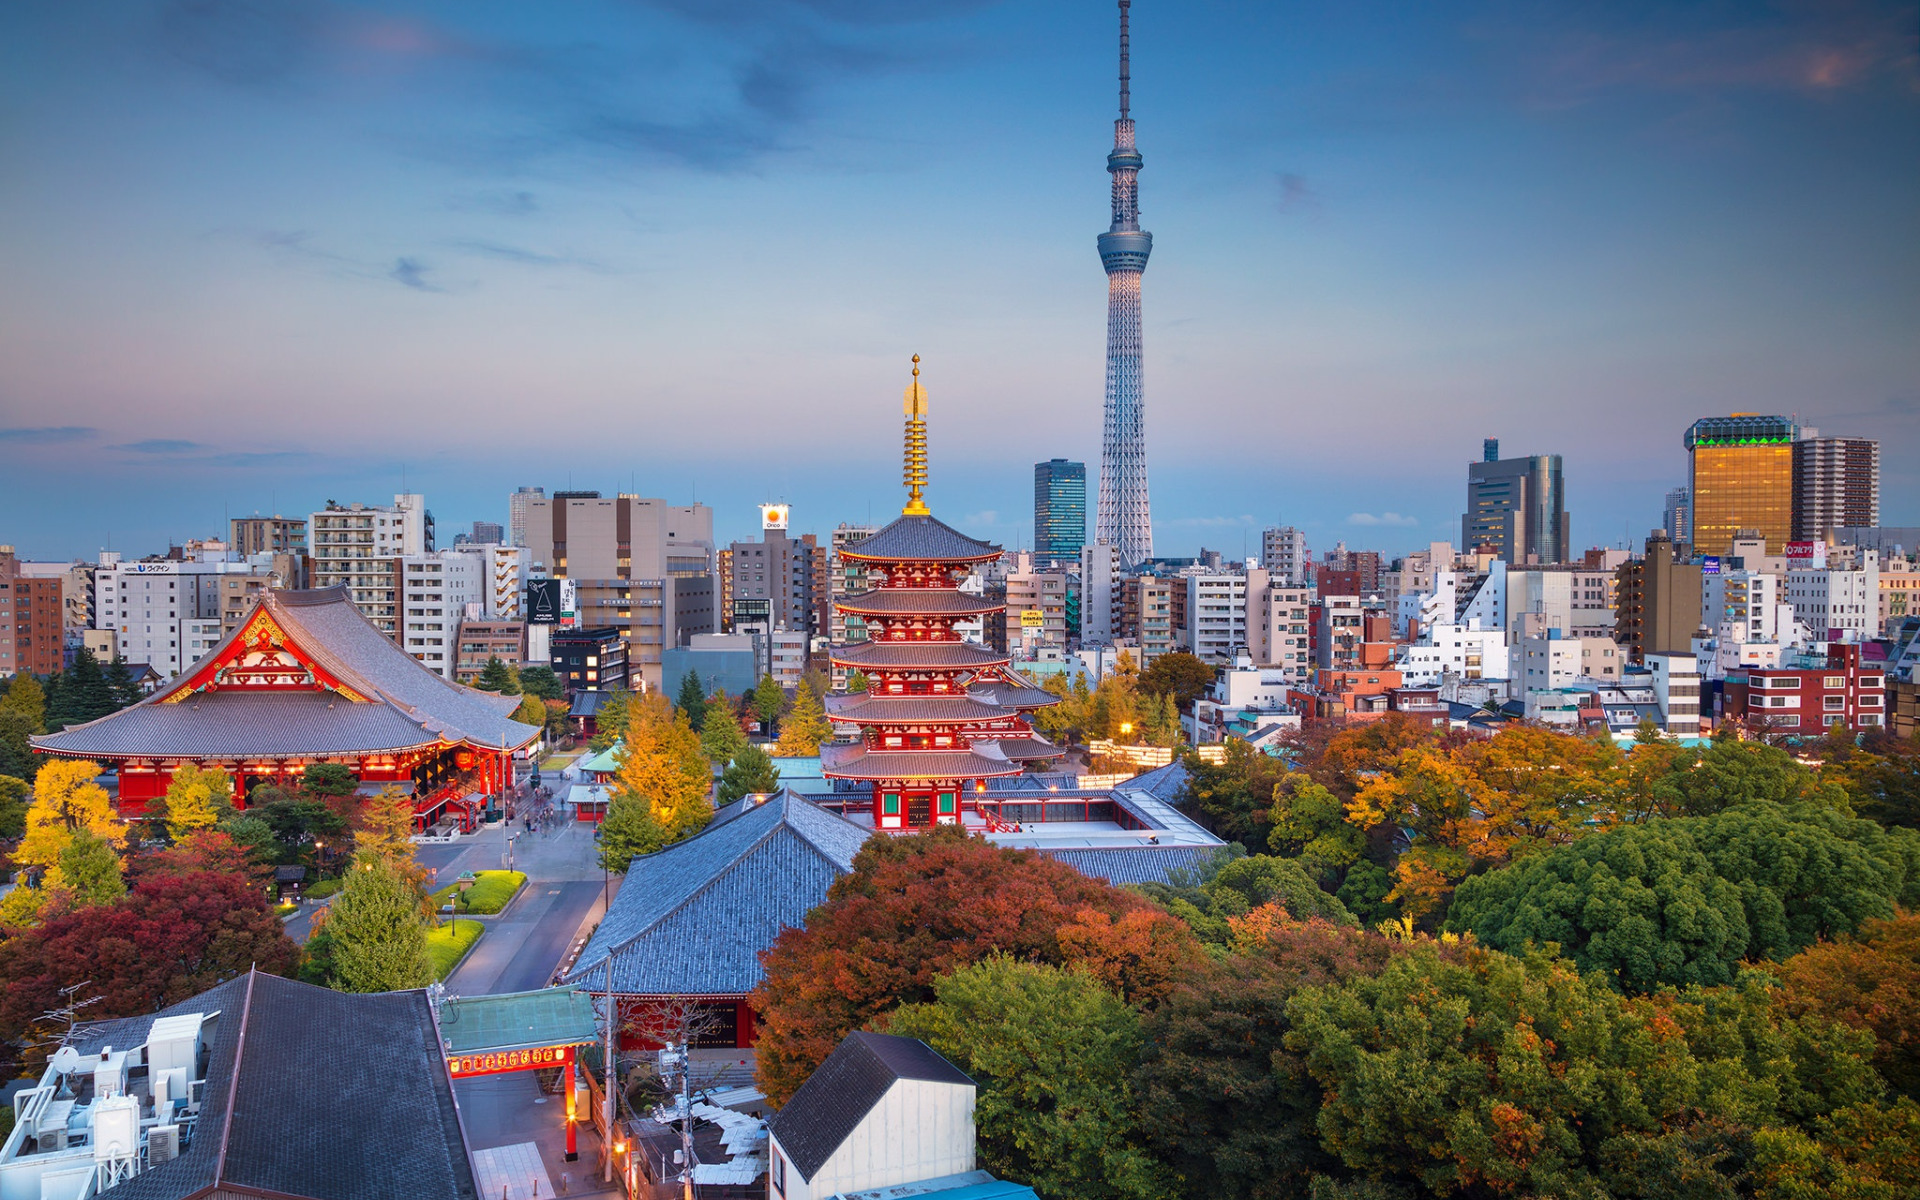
1118 0 1130 119
902 354 930 516
1096 0 1153 567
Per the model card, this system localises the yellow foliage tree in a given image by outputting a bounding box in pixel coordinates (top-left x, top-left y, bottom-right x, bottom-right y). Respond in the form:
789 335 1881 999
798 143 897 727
615 693 713 847
18 759 124 872
355 784 419 865
158 764 235 841
774 682 834 757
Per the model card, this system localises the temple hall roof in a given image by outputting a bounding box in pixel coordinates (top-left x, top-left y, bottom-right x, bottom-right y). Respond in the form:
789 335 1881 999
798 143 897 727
837 515 1000 564
30 691 450 759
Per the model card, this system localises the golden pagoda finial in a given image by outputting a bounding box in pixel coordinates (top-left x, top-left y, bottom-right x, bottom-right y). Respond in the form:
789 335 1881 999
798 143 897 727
902 354 930 516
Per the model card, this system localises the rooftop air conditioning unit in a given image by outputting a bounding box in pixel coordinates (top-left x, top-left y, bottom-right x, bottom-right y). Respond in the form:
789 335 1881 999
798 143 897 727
147 1125 180 1164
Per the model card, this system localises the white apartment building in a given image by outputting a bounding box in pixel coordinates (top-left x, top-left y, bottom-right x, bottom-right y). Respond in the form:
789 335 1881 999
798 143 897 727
1457 560 1508 633
1006 568 1070 656
399 552 484 678
1260 526 1310 586
1243 571 1312 680
1511 628 1622 690
1701 569 1796 645
1399 620 1509 686
1079 540 1121 646
309 494 432 636
1184 573 1249 663
93 556 274 678
1786 550 1879 642
1694 621 1789 679
1647 653 1702 736
770 627 808 690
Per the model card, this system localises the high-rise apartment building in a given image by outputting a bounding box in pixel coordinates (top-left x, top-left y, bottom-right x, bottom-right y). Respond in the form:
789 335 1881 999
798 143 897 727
1080 541 1121 646
1184 573 1250 664
1463 446 1569 564
1793 435 1879 541
1614 531 1704 659
1260 526 1310 586
308 494 432 636
1243 570 1312 679
522 491 715 691
728 507 821 643
1005 565 1070 656
508 486 544 548
1663 487 1692 547
1033 459 1087 564
0 548 66 677
1686 415 1795 556
398 552 482 678
1117 575 1174 664
228 515 306 558
827 523 878 688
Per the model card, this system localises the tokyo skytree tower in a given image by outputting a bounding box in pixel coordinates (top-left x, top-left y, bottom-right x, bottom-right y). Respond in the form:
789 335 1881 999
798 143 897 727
1095 0 1153 568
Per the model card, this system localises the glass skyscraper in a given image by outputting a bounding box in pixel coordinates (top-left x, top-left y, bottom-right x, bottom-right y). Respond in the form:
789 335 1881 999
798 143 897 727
1034 459 1087 563
1463 449 1569 564
1686 414 1797 556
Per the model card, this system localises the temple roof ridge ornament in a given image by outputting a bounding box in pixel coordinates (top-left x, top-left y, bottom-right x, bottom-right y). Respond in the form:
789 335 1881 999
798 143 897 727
902 354 930 517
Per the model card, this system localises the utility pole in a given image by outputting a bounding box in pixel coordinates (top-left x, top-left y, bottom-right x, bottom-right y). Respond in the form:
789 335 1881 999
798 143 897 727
680 1036 694 1200
603 956 615 1186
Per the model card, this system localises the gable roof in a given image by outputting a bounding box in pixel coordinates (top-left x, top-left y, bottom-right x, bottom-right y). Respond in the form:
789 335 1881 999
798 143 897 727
768 1032 973 1181
34 587 538 760
69 971 477 1200
562 790 870 994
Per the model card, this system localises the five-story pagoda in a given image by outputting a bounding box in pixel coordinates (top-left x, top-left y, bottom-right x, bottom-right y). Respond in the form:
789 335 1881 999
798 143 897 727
823 359 1062 829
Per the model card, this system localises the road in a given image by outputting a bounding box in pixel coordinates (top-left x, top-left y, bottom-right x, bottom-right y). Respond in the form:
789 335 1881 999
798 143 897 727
446 879 607 995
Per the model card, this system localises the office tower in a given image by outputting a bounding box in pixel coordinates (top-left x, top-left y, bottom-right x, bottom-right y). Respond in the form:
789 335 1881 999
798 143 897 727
728 505 822 647
1685 414 1796 556
469 521 505 545
1094 0 1154 568
229 515 306 557
1261 526 1310 586
1793 435 1879 540
1614 531 1704 660
1663 487 1692 547
508 485 544 548
1462 449 1569 564
1483 437 1499 463
1033 459 1087 563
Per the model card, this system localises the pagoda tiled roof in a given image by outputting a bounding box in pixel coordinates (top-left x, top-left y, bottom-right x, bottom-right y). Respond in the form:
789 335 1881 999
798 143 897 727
829 641 1010 671
561 790 870 995
32 586 538 761
823 694 1015 724
835 588 1003 617
967 680 1061 709
820 742 1025 781
837 514 1001 563
989 736 1065 762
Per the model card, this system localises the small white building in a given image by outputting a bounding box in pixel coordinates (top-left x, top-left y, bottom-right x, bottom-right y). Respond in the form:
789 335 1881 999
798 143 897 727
767 1032 985 1200
1184 573 1249 663
1398 620 1509 686
1646 653 1703 736
1786 551 1879 643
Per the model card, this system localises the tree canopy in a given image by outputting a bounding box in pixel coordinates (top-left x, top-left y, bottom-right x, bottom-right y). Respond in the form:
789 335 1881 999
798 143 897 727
717 742 780 804
1138 652 1217 710
675 669 708 731
599 693 713 868
323 858 432 993
516 664 563 700
474 656 520 694
752 674 785 731
699 693 747 766
156 764 235 842
773 679 832 756
18 759 124 874
0 673 46 733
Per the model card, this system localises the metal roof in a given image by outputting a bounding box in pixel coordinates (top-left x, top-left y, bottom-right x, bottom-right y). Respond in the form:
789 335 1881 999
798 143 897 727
1037 846 1222 886
767 1032 973 1181
437 986 602 1055
837 515 1000 563
30 690 442 759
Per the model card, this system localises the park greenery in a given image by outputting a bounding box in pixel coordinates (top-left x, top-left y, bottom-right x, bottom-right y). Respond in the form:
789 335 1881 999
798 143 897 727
752 717 1920 1200
598 692 714 868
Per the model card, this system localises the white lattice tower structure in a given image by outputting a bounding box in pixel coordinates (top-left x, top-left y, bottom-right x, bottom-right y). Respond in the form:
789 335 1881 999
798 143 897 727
1096 0 1153 569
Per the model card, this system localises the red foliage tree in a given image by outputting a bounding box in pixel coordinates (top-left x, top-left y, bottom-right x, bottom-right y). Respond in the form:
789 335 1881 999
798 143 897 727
130 830 271 886
751 825 1203 1105
0 868 299 1068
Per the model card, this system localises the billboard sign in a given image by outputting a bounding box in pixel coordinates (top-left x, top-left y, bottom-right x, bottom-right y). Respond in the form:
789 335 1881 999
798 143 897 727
1700 556 1720 575
559 579 578 628
760 504 789 531
1020 609 1045 628
527 579 562 625
1785 541 1826 568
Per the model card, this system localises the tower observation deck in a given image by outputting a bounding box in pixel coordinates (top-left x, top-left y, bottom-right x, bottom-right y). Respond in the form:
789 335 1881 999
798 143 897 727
1095 0 1153 568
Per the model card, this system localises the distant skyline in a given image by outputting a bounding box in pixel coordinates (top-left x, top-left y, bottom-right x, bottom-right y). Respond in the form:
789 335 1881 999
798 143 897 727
3 1 1916 561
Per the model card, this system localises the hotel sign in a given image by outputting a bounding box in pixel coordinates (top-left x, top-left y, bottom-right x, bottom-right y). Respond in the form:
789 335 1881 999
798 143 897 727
447 1044 573 1078
1020 609 1045 628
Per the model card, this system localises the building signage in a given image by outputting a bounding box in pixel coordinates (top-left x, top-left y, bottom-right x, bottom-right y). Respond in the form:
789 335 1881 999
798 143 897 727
760 504 790 531
1785 541 1827 568
1701 556 1720 575
559 579 578 628
1020 609 1045 628
527 579 562 625
447 1044 573 1078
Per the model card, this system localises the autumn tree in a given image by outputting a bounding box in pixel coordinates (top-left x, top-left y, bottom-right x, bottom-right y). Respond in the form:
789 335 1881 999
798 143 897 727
773 681 832 756
1139 651 1216 711
18 759 124 874
886 957 1174 1200
323 857 432 993
1774 911 1920 1100
599 693 712 867
752 824 1202 1104
354 784 419 865
752 674 785 733
155 764 235 841
699 694 747 766
674 669 708 731
1267 772 1365 885
717 742 780 805
1138 851 1353 951
0 672 46 733
512 692 547 729
1179 738 1290 848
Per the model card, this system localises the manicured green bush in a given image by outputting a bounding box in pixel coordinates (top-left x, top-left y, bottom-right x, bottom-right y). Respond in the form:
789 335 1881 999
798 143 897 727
425 918 484 979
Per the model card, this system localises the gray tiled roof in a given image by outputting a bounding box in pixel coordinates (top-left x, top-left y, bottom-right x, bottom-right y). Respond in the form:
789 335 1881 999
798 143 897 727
563 791 871 995
768 1032 973 1180
33 587 538 761
71 971 477 1200
1039 846 1225 886
837 516 1000 563
829 642 1010 670
1120 760 1192 802
32 691 442 758
820 744 1024 780
991 737 1064 761
966 681 1060 709
823 695 1014 723
835 589 1004 616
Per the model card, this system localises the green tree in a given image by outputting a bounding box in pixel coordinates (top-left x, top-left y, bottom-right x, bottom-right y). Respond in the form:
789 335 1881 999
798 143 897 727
0 710 36 784
102 656 141 709
752 674 785 733
54 826 125 910
1668 737 1833 815
39 670 71 733
1138 651 1216 710
0 775 28 840
512 692 547 728
846 670 870 693
516 665 563 700
598 791 668 871
217 813 280 866
0 673 46 733
774 681 833 756
1180 738 1290 849
474 656 520 694
324 857 432 993
1139 851 1353 950
700 701 748 767
589 689 633 752
1268 772 1366 885
155 764 235 842
887 957 1173 1200
1142 692 1180 748
1448 801 1920 994
62 649 114 724
300 762 360 822
718 742 781 804
674 669 709 731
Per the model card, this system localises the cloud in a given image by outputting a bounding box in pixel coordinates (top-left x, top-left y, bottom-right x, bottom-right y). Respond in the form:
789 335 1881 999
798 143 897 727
389 257 443 292
447 190 539 216
447 239 603 270
209 450 305 467
1347 512 1421 528
961 510 999 526
156 0 483 88
115 439 207 454
1277 172 1319 214
0 426 98 444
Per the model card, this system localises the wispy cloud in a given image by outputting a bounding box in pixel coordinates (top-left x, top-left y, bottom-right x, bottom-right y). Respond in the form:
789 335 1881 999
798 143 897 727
115 439 208 454
447 190 539 216
1277 172 1320 215
0 426 98 444
1348 511 1421 528
389 257 443 292
447 239 604 271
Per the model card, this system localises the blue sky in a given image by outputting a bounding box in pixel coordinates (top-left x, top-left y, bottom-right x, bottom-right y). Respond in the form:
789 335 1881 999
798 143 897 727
2 1 1916 561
